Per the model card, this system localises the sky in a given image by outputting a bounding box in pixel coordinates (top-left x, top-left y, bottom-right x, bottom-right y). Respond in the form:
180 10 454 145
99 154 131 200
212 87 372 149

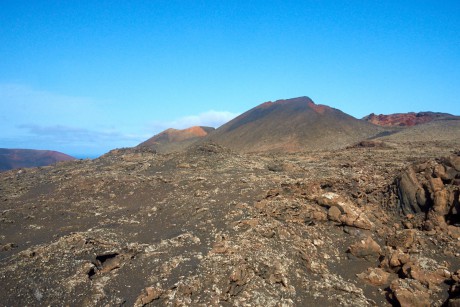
1 0 459 157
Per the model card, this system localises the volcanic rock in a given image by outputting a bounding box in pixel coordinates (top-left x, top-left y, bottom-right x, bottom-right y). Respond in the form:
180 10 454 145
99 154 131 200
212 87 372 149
390 279 431 307
348 236 382 261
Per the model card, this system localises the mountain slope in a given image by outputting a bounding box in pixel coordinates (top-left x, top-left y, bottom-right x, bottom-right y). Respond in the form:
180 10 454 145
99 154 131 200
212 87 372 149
205 96 383 152
138 126 215 153
374 117 460 143
0 149 76 171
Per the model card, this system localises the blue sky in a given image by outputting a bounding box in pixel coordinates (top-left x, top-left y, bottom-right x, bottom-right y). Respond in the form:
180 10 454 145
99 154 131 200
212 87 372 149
1 1 459 157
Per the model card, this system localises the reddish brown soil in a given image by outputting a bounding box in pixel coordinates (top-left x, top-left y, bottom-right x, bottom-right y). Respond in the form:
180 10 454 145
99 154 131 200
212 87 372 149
138 126 215 153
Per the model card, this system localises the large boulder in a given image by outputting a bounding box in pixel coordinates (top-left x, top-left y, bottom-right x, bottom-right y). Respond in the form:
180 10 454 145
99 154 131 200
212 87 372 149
395 152 460 229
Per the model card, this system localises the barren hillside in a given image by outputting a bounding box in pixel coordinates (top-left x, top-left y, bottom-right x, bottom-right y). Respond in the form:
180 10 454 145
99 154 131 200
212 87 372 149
0 148 75 171
205 97 383 152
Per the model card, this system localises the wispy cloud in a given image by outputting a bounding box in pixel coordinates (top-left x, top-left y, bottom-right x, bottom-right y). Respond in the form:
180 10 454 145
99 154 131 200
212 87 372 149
0 83 144 154
0 83 240 154
148 110 239 132
3 124 145 155
17 124 139 143
0 83 100 126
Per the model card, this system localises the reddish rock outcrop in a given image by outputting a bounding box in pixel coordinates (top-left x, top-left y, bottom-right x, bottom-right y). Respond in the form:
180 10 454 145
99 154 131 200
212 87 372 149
363 112 457 127
138 126 215 153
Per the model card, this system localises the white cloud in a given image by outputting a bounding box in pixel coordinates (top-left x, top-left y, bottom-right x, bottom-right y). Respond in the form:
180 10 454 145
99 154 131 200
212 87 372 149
0 83 241 155
0 83 143 150
0 124 146 156
0 83 101 127
148 110 239 132
17 124 142 144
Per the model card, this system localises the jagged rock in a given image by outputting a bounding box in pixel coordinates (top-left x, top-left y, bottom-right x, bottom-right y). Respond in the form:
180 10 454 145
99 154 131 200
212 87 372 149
348 236 381 261
395 153 460 229
387 249 411 268
317 192 374 230
226 266 252 296
398 166 427 215
390 279 431 307
134 287 162 306
387 229 417 250
406 265 449 287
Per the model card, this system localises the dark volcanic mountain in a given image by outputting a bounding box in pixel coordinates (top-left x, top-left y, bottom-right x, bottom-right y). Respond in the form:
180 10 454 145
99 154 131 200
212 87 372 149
363 111 458 127
138 126 215 153
205 96 383 152
0 148 75 171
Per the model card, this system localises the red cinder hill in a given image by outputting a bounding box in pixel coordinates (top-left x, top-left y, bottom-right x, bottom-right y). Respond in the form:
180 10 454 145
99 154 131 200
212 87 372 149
138 126 215 153
0 149 75 171
205 96 383 152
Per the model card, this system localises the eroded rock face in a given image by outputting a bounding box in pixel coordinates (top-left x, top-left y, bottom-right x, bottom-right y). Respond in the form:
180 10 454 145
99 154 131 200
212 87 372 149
396 152 460 229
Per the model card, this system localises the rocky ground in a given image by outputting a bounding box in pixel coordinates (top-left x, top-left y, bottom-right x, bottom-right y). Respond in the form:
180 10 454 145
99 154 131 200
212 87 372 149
1 138 460 306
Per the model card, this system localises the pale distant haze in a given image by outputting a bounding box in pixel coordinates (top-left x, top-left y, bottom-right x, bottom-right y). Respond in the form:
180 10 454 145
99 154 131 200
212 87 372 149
1 1 459 157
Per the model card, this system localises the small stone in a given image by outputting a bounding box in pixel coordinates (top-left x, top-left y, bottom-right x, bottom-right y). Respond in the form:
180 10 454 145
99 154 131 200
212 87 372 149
313 239 323 246
357 267 391 286
1 243 18 251
403 222 413 229
177 163 191 168
211 242 228 254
